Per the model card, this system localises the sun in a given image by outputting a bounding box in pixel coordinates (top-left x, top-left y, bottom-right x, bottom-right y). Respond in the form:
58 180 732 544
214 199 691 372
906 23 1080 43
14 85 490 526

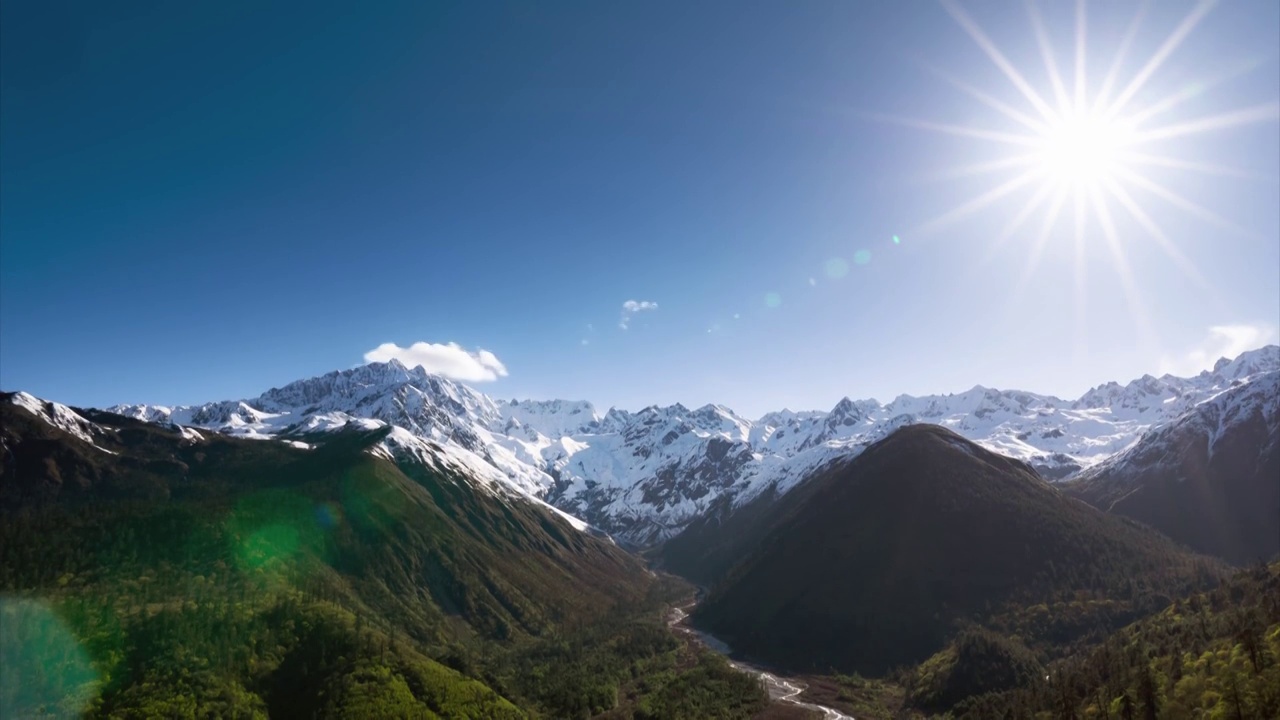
877 0 1279 356
1035 109 1133 189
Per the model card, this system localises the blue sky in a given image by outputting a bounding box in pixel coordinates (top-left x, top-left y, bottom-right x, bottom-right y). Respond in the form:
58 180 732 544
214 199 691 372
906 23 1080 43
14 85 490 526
2 0 1277 418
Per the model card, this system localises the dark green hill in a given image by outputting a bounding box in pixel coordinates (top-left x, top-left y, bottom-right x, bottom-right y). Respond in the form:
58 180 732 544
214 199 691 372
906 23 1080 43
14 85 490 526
907 627 1044 713
693 424 1225 676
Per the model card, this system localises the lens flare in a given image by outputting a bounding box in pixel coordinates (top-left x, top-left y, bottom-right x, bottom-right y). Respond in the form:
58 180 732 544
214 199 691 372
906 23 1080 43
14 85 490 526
239 524 300 571
0 598 101 717
315 501 343 530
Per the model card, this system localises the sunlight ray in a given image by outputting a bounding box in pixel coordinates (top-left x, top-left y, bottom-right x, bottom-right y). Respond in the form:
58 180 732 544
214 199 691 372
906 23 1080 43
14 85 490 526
1123 58 1265 128
1132 102 1280 143
1092 0 1150 113
1104 0 1217 120
1089 184 1156 348
1122 152 1274 182
1009 186 1069 308
920 61 1050 134
862 113 1041 147
1026 1 1071 115
1072 192 1088 358
1073 0 1087 111
977 178 1057 267
1102 176 1212 290
923 153 1042 182
1114 166 1254 236
916 168 1043 236
940 0 1059 122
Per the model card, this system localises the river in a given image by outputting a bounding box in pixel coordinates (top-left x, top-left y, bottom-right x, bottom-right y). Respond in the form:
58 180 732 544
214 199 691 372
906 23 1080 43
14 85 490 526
666 605 853 720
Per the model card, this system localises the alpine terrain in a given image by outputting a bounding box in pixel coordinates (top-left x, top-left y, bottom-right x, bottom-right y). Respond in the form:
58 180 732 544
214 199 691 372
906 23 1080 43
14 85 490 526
103 346 1280 547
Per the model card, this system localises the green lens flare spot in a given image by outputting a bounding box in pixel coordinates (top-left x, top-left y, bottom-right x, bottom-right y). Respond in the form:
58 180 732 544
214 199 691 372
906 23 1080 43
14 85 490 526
854 249 872 265
764 292 782 308
892 235 900 244
239 524 300 570
0 598 101 717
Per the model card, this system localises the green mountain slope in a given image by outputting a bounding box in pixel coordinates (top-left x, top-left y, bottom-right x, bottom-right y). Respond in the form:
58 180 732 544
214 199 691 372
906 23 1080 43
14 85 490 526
0 394 768 718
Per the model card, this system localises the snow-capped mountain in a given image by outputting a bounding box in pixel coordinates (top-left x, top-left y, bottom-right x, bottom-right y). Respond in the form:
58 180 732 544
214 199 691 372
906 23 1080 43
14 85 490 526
100 346 1280 545
1066 369 1280 563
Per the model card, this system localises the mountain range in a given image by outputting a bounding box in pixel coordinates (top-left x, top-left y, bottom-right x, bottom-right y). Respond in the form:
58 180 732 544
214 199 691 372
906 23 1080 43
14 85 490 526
4 347 1278 717
90 346 1280 546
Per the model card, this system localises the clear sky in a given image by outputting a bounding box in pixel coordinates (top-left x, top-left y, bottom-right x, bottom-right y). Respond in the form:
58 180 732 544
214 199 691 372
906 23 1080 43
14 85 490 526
2 0 1277 418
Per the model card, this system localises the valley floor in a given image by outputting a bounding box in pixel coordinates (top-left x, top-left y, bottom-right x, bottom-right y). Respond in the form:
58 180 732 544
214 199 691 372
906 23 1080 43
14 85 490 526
663 599 855 720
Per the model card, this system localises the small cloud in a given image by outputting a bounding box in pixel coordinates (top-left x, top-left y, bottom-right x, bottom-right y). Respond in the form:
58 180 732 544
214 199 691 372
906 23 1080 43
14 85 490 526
363 341 508 382
1158 324 1277 376
733 313 741 320
586 323 595 333
619 299 658 329
581 338 590 346
808 277 817 286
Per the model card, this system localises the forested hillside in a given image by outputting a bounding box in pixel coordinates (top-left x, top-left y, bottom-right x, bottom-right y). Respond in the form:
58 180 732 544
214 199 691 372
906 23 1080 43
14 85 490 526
942 561 1280 718
0 397 768 718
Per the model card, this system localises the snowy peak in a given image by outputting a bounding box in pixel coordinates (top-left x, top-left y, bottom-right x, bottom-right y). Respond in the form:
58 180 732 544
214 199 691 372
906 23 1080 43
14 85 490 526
1072 348 1280 421
501 398 602 438
7 391 110 449
1081 369 1280 482
1207 345 1280 383
91 344 1280 546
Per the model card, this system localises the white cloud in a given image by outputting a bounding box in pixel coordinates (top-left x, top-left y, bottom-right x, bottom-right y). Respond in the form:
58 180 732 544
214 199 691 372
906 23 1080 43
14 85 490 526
808 277 817 286
363 341 509 382
581 338 590 346
1158 323 1277 376
619 299 658 329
